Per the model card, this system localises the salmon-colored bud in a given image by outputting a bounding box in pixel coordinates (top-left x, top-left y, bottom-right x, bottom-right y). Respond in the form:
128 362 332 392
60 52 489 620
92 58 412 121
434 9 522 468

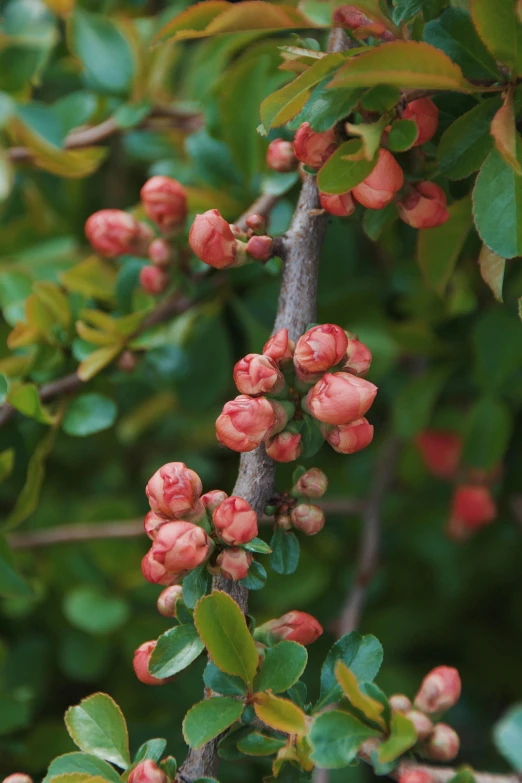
447 486 497 540
308 373 377 426
213 496 258 544
85 209 143 258
146 462 203 518
398 182 449 229
157 584 183 618
246 235 273 262
416 431 462 479
246 213 267 233
423 723 460 761
389 694 412 713
141 175 187 232
406 710 434 741
149 238 172 267
117 350 138 373
333 5 388 37
293 123 338 169
141 550 181 586
139 265 169 295
189 209 242 269
259 611 323 645
267 139 298 172
342 338 372 377
234 353 285 396
151 521 211 573
216 395 285 452
352 149 404 210
133 641 172 686
399 771 433 783
201 489 228 513
129 760 168 783
415 665 461 715
319 190 356 217
263 328 295 363
216 547 253 580
2 775 33 783
266 431 302 462
291 503 325 535
403 98 439 147
144 511 168 540
321 417 374 455
294 324 348 379
294 468 328 498
277 513 292 531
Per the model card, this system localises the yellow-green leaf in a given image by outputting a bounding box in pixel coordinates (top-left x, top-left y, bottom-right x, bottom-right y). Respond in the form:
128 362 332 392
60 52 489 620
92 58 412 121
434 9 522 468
478 244 505 302
253 692 307 736
377 711 416 763
490 90 522 174
77 344 123 382
335 661 386 730
7 383 56 424
472 0 522 76
61 257 117 303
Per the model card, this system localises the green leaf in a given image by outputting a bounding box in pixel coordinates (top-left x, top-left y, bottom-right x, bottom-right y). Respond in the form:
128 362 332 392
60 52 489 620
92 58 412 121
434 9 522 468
270 528 300 576
309 710 380 768
243 537 272 554
159 758 177 779
133 739 167 764
361 85 401 113
387 119 419 152
0 536 32 599
317 139 376 195
363 202 398 240
471 0 522 76
462 398 512 471
43 753 121 783
253 693 307 735
63 394 117 437
291 80 364 132
63 587 130 635
203 661 248 696
478 245 505 302
424 8 499 79
240 560 267 590
149 625 205 679
7 383 55 424
255 641 308 694
377 712 416 763
392 0 423 24
237 732 286 756
300 413 325 458
5 425 57 531
317 632 383 711
494 704 522 772
183 698 244 750
194 591 259 685
418 196 472 292
0 448 14 483
335 662 386 730
437 96 500 180
65 693 130 769
183 563 210 610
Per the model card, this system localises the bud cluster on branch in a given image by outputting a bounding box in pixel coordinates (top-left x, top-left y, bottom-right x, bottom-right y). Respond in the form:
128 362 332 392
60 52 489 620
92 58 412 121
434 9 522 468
189 208 274 269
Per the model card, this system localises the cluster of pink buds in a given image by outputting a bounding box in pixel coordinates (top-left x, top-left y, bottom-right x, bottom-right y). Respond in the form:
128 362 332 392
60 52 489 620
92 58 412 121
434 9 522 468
255 610 323 646
267 467 329 536
217 325 376 460
188 209 274 269
416 430 498 540
391 665 461 762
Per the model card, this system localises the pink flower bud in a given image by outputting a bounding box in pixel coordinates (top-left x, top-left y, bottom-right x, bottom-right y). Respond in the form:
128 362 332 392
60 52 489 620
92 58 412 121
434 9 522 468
277 513 292 530
213 496 258 544
261 611 323 645
399 771 433 783
341 338 372 377
388 694 412 713
129 760 168 783
139 265 169 295
416 431 462 479
141 176 187 232
294 324 348 378
144 511 169 540
307 373 377 426
201 489 228 513
294 468 328 498
141 549 180 586
291 503 325 535
398 182 449 229
157 584 183 618
333 6 388 37
319 190 356 217
150 521 211 573
246 235 273 262
146 462 203 518
263 328 295 363
189 209 242 269
266 431 302 462
352 149 404 210
321 417 374 454
414 665 461 715
267 139 297 172
293 123 338 169
149 238 172 267
246 213 267 233
85 209 143 258
403 98 439 147
406 710 434 741
216 547 253 580
447 486 497 540
216 395 285 452
233 354 285 396
2 775 33 783
133 641 172 686
423 723 460 761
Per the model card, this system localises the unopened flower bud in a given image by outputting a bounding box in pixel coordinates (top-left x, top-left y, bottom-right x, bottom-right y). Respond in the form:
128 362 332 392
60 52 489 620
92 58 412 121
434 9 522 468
233 353 285 396
216 547 253 580
189 209 244 269
133 641 173 686
267 139 298 172
85 209 143 258
144 511 168 540
447 486 497 540
141 550 181 586
294 324 348 379
403 98 439 147
414 665 461 715
293 123 338 169
157 584 183 618
294 468 328 498
216 395 289 452
141 176 187 232
266 431 302 462
333 5 388 37
201 489 228 513
117 350 138 373
307 373 377 425
389 694 412 713
399 771 433 783
2 775 33 783
342 338 372 377
246 213 267 233
146 462 203 518
276 513 292 530
320 190 356 217
291 503 325 535
423 723 460 761
150 521 212 574
149 238 172 267
139 265 169 295
246 235 273 262
263 328 294 363
406 710 434 741
352 149 404 210
416 431 462 479
213 496 258 544
321 417 374 454
257 611 323 645
398 182 449 229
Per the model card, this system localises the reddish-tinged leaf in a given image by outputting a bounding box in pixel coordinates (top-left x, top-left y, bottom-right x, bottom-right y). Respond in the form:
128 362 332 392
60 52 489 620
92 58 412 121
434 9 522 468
478 245 505 302
490 91 522 175
471 0 522 75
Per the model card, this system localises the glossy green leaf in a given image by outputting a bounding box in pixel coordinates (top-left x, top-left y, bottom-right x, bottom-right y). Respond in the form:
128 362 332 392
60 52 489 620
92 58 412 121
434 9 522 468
237 732 286 756
270 528 300 575
377 711 416 763
336 662 386 730
183 697 244 749
424 8 499 79
437 96 500 179
361 85 401 113
310 710 380 768
149 625 205 679
63 394 117 437
387 119 418 152
255 641 307 694
43 753 121 783
291 81 364 132
203 661 248 696
317 632 383 710
473 143 522 258
183 563 210 609
65 693 130 769
317 139 377 195
494 704 522 771
240 560 267 590
471 0 522 75
418 196 472 292
462 398 512 470
243 537 272 554
133 739 167 764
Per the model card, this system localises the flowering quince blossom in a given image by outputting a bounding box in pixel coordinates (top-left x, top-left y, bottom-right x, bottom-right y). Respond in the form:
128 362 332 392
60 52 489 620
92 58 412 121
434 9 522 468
257 611 323 645
266 430 302 462
399 771 433 783
128 761 168 783
266 138 297 172
416 430 462 479
294 324 348 378
307 372 378 425
140 175 187 232
139 265 169 295
352 149 404 210
294 467 328 498
319 189 356 217
263 327 295 362
291 503 325 535
216 547 252 581
146 461 203 519
342 337 372 377
414 665 462 715
424 723 460 761
156 584 183 618
233 353 285 396
398 182 449 229
333 5 394 39
216 395 289 452
149 521 211 574
144 510 168 540
189 209 245 269
320 418 374 454
447 485 497 540
201 489 228 513
293 122 338 169
402 97 439 147
133 641 173 686
213 496 258 544
85 209 151 258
